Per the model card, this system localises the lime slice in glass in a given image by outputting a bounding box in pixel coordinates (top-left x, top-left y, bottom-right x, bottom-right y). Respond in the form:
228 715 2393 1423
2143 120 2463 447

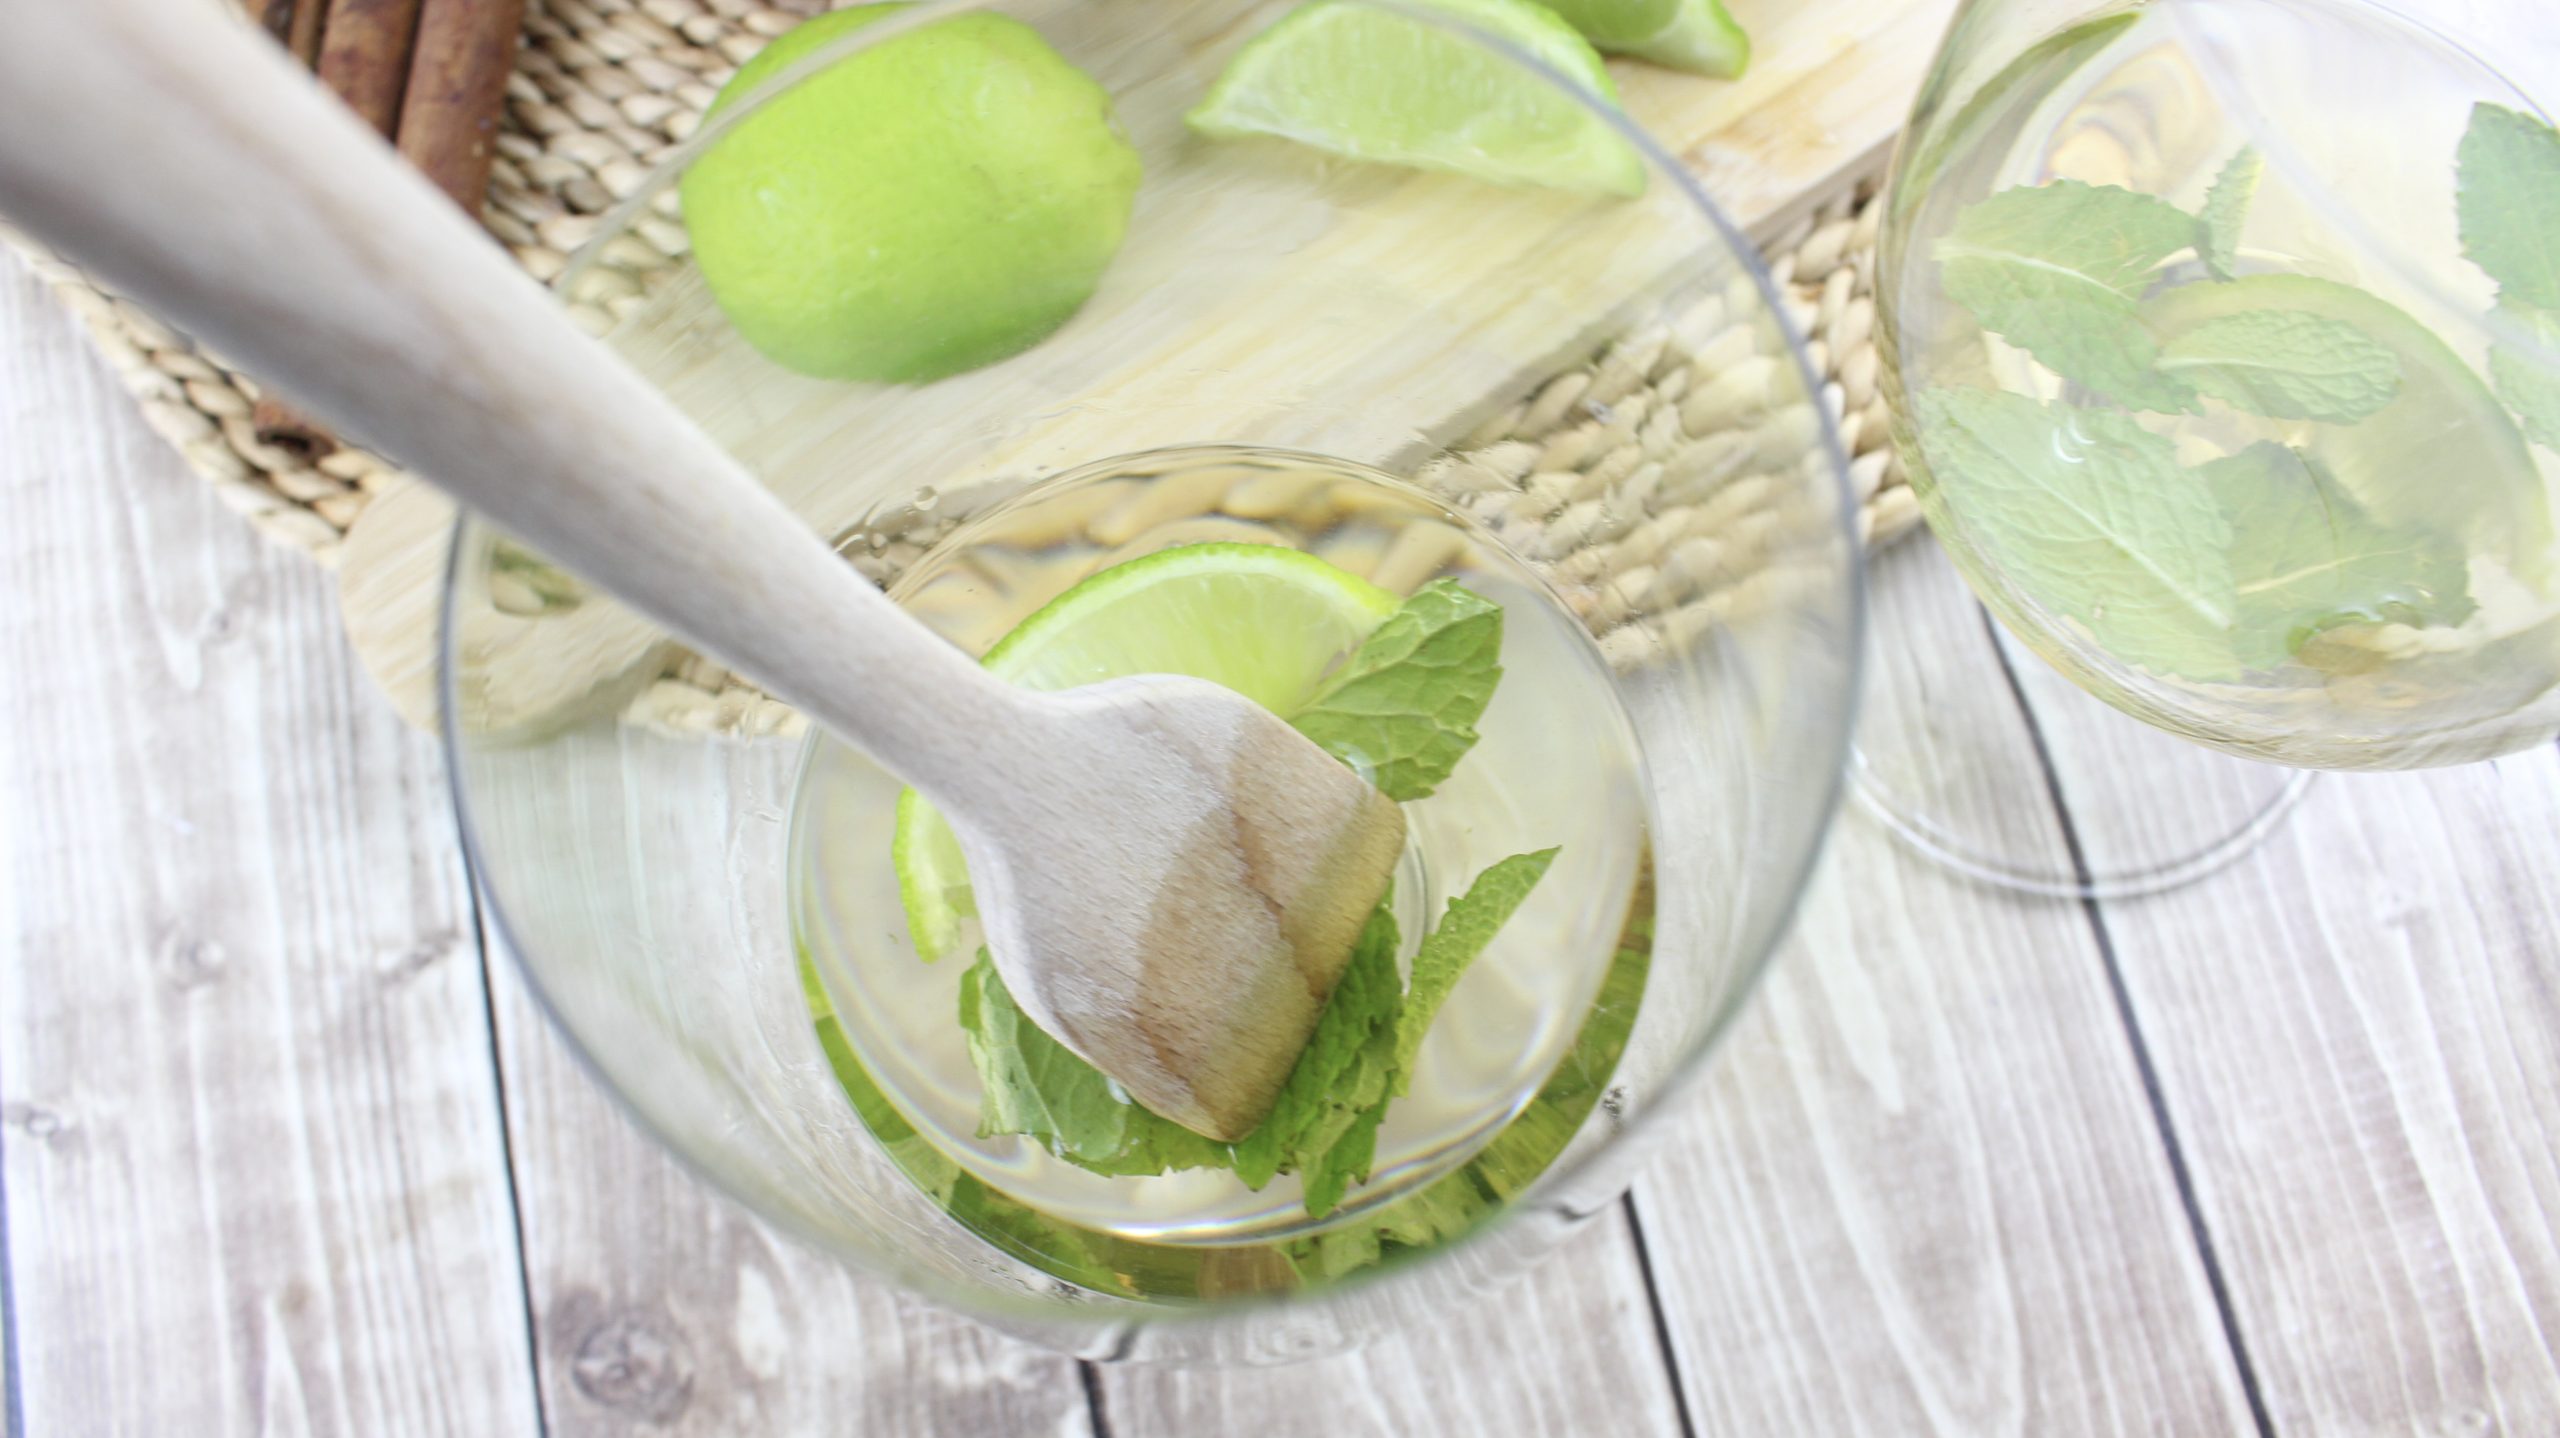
893 542 1401 961
2144 273 2554 589
1187 0 1647 197
1537 0 1748 77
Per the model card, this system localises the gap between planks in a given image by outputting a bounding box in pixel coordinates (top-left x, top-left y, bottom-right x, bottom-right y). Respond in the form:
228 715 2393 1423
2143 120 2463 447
1979 608 2279 1438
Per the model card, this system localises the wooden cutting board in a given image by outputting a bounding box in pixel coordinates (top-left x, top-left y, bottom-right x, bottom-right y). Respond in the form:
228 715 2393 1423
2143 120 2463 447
341 0 1958 734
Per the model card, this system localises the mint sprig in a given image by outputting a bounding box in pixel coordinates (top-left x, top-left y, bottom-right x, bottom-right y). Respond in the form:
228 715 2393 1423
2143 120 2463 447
948 579 1558 1219
1921 155 2530 676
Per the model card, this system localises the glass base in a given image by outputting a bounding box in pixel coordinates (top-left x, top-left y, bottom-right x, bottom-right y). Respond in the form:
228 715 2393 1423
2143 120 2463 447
1850 533 2313 900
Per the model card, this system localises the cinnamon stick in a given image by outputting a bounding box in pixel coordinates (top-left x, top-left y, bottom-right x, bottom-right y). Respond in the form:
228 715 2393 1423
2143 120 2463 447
396 0 526 215
258 0 524 461
317 0 426 138
284 0 327 68
251 0 298 48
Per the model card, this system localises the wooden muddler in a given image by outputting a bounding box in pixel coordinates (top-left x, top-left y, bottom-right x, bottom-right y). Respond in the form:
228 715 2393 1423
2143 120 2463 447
2 0 1406 1144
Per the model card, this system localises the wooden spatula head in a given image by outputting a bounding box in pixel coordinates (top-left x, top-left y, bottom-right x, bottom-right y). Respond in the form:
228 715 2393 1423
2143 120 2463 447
956 673 1408 1142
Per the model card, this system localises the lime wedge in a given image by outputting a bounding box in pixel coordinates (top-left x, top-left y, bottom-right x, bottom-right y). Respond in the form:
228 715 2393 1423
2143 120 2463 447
1536 0 1748 77
2143 274 2555 589
1187 0 1647 197
893 543 1401 961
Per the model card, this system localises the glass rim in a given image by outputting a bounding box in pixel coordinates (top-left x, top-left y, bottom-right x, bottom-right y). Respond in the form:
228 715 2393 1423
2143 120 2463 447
444 0 1868 1332
2163 0 2560 371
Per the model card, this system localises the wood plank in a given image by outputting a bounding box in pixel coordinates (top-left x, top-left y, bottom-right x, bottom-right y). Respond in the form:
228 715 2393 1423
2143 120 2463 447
1628 540 2260 1435
0 254 542 1432
2034 713 2560 1431
1098 1210 1686 1437
482 955 1096 1436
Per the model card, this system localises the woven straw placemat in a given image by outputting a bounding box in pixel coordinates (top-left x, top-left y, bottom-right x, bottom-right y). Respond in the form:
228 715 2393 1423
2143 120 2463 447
4 0 1911 725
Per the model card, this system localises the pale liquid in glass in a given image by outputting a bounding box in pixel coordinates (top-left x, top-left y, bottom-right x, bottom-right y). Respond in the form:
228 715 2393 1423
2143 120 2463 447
1890 3 2560 768
786 446 1654 1273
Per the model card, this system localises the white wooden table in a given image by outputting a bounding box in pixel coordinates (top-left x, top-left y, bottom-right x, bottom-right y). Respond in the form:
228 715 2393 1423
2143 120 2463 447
7 230 2560 1436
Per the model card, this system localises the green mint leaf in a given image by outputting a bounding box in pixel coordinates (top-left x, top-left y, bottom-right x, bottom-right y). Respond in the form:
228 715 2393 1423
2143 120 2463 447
2199 147 2261 282
1286 1222 1384 1282
945 1172 1105 1286
1934 180 2201 412
959 950 1233 1175
1290 579 1502 801
2140 271 2553 589
959 949 1133 1163
1231 900 1403 1191
1286 1223 1386 1282
2491 299 2560 450
1285 1167 1499 1282
1296 1099 1387 1221
2458 103 2560 311
2203 443 2475 669
1394 848 1559 1086
2156 307 2403 423
1915 388 2241 678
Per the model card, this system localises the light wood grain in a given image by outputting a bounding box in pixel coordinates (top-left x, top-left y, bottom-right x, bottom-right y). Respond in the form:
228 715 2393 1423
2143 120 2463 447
0 249 541 1434
481 954 1096 1437
2042 721 2560 1431
1627 540 2260 1435
1098 1210 1686 1436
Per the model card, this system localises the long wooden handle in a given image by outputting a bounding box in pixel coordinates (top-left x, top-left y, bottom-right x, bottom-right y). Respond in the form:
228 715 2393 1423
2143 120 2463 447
0 0 1041 803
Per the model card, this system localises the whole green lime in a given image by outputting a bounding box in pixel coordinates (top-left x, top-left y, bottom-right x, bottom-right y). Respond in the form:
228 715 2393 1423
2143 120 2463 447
680 6 1143 384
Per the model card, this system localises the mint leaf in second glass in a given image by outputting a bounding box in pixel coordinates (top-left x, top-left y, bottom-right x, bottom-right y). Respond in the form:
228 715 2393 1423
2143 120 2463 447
2457 102 2560 311
1916 387 2240 678
2198 147 2261 282
2203 442 2475 670
2491 299 2560 451
1934 180 2201 412
2156 307 2403 423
